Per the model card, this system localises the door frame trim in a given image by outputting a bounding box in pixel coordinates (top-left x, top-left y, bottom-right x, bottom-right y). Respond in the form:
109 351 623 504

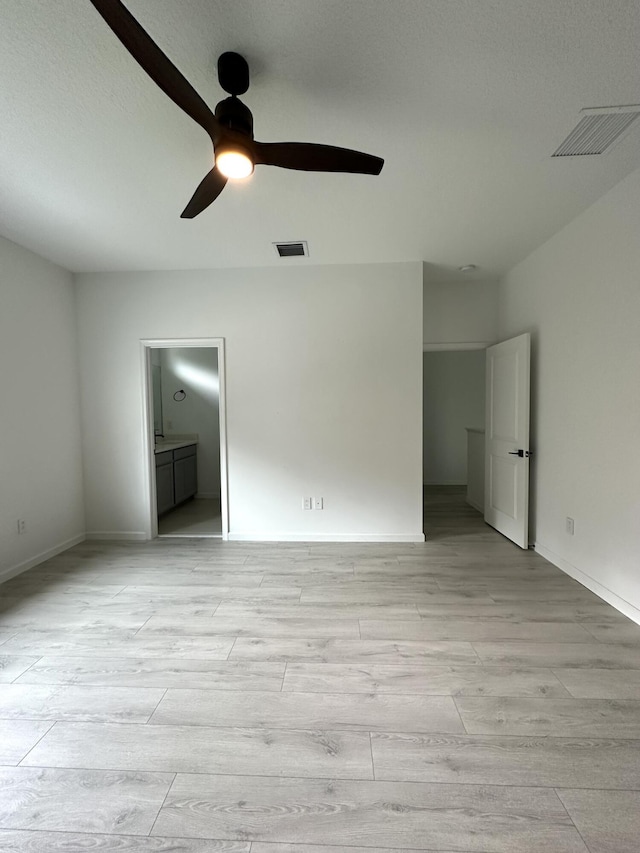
140 337 229 541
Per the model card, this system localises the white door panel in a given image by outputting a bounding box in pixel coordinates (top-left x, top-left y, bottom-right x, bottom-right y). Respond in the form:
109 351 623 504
488 454 518 517
491 350 520 440
484 333 531 548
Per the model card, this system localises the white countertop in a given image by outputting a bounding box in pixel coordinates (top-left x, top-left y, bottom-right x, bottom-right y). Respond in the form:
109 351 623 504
154 438 198 454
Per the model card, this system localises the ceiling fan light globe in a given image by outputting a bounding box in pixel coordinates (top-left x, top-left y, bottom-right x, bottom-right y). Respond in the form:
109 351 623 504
216 150 254 179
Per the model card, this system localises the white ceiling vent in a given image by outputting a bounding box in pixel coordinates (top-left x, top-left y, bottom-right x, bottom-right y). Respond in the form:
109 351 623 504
552 105 640 157
273 241 309 258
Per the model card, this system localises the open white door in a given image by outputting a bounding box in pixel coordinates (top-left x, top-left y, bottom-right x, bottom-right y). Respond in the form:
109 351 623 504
484 333 531 548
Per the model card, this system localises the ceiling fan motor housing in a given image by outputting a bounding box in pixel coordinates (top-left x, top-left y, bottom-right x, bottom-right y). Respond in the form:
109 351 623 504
215 96 254 137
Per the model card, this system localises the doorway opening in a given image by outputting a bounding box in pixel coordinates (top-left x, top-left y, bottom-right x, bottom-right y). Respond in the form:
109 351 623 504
421 334 532 549
141 338 229 540
422 346 486 540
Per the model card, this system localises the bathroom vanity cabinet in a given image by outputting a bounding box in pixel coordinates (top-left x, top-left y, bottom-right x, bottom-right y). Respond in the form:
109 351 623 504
155 442 197 516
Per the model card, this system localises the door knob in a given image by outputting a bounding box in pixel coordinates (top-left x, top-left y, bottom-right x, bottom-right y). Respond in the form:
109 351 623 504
508 449 525 457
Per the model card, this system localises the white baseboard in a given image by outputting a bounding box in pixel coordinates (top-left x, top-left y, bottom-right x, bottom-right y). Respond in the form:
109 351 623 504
195 493 221 501
534 541 640 627
0 533 85 585
423 481 467 487
466 498 484 513
85 531 148 542
228 532 425 543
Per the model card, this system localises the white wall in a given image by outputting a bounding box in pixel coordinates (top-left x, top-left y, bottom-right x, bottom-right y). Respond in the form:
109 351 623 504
422 350 485 485
423 270 499 345
75 262 424 541
499 165 640 622
0 236 85 581
160 347 221 498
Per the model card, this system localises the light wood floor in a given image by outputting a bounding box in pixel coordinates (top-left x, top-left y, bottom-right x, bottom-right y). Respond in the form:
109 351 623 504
158 498 222 537
0 488 639 851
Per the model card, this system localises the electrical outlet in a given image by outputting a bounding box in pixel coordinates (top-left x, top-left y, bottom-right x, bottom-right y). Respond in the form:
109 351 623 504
566 517 575 535
302 497 312 510
313 497 324 510
166 420 173 430
17 519 26 535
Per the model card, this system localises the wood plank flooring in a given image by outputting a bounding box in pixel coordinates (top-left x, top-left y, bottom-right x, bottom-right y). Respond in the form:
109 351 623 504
0 486 639 850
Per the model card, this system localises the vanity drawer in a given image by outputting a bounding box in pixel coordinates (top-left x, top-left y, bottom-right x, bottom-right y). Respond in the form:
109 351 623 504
155 450 173 467
173 444 196 460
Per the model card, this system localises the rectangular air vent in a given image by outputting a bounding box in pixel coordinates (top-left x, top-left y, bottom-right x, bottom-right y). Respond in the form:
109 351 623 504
273 241 309 258
552 105 640 157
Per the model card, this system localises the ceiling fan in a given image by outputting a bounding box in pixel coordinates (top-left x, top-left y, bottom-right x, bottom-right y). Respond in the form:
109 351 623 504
89 0 384 218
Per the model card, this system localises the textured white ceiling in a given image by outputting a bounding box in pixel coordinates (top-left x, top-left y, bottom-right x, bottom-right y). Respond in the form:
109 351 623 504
1 0 639 275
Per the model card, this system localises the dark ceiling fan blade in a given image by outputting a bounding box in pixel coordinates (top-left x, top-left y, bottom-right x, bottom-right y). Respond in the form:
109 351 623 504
252 142 383 175
181 167 227 218
89 0 218 138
